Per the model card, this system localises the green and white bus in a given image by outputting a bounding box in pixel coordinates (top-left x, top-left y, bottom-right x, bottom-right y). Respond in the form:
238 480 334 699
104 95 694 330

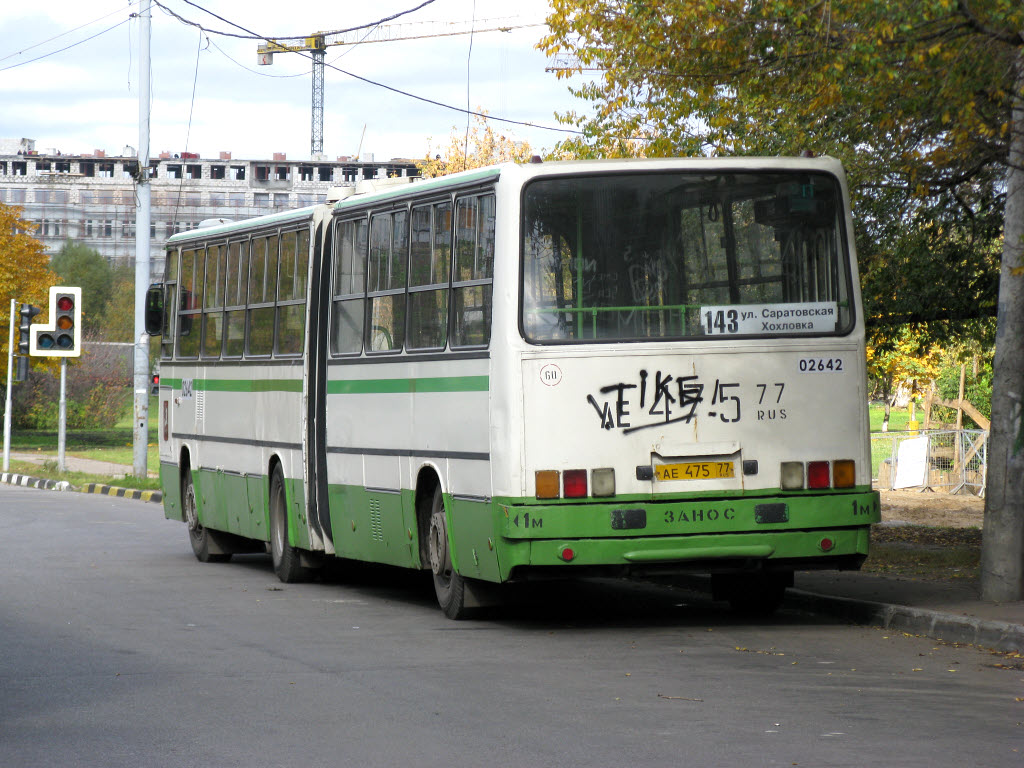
148 156 881 618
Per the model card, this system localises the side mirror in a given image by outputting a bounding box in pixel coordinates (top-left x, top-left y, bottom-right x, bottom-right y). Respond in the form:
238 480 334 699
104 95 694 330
144 284 164 336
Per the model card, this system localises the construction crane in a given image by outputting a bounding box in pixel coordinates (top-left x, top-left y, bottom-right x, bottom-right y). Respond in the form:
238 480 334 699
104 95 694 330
256 18 542 157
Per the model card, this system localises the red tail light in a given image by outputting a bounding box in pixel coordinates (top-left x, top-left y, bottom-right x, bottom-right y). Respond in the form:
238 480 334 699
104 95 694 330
807 461 831 489
563 469 588 498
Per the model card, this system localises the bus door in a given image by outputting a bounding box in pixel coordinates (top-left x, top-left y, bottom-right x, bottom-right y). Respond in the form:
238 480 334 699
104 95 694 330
306 215 334 551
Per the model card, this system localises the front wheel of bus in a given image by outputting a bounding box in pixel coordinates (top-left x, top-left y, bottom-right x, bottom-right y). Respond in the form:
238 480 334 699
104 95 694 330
270 466 313 583
428 487 468 620
183 468 230 563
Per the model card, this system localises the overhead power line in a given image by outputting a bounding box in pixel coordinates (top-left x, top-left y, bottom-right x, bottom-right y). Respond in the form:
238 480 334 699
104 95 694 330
0 2 139 64
153 0 581 149
0 16 133 73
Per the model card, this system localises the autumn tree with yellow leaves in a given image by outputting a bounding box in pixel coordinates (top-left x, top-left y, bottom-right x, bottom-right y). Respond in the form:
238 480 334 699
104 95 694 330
419 113 535 178
0 201 58 361
867 327 944 430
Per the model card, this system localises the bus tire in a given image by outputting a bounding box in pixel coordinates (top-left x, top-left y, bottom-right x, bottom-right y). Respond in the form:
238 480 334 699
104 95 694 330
183 467 231 563
427 486 469 620
270 465 313 583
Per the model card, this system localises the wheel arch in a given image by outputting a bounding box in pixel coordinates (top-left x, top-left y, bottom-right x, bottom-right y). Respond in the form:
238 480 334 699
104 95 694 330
179 444 192 475
414 463 444 569
266 452 285 531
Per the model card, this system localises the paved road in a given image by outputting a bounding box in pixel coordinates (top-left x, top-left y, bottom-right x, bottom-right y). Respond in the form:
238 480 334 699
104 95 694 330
1 486 1021 767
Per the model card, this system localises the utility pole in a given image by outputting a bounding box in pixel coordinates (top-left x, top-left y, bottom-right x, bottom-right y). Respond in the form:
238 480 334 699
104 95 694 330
133 0 152 481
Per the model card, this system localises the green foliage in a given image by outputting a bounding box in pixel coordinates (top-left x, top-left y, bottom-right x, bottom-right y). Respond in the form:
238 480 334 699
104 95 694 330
540 0 1021 347
50 240 119 334
10 340 131 430
935 350 994 427
97 272 139 343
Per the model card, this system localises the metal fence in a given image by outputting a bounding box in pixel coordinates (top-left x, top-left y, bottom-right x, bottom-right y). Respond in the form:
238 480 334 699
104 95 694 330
871 429 988 496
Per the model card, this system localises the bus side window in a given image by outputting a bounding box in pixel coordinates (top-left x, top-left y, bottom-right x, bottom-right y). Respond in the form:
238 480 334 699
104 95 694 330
276 228 307 356
331 218 367 355
452 193 494 348
247 234 277 356
366 210 407 353
223 240 248 358
407 201 451 351
177 247 203 359
201 243 225 359
161 249 179 359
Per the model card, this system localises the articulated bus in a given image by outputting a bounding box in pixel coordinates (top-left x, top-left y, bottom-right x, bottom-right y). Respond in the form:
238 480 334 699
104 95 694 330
147 157 881 619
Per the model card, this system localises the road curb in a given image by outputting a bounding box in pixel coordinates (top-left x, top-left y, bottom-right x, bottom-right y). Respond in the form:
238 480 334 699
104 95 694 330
661 574 1024 653
0 472 72 492
81 483 163 504
0 471 162 504
784 588 1024 653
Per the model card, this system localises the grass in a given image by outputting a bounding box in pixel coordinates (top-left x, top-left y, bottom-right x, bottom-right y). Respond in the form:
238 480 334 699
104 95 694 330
6 397 160 490
5 459 161 491
66 445 158 466
868 404 919 432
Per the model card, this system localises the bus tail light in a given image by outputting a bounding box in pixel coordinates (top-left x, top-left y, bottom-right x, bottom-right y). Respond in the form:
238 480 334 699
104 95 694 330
781 461 804 490
781 460 857 490
563 469 588 498
591 468 615 497
807 461 831 489
536 470 560 499
833 460 856 488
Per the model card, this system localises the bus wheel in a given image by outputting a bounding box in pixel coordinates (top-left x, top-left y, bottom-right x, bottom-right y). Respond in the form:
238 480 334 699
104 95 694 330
183 467 230 563
427 486 468 620
270 466 312 583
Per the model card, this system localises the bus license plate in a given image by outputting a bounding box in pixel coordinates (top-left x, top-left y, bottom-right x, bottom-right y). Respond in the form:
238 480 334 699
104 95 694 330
654 462 735 481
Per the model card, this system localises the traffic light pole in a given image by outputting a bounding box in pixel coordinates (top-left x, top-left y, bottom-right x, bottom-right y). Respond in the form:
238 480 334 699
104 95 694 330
3 299 15 472
58 358 67 473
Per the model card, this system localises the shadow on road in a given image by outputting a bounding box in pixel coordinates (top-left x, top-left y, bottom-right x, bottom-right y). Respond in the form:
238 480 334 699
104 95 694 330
212 551 837 632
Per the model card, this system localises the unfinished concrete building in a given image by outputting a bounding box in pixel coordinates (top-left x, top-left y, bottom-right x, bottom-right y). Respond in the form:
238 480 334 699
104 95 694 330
0 138 419 280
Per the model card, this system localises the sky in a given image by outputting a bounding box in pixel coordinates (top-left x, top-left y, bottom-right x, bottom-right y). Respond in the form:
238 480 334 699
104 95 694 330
0 0 590 163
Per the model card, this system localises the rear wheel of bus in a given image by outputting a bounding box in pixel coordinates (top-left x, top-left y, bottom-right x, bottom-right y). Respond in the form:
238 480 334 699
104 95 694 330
427 486 469 620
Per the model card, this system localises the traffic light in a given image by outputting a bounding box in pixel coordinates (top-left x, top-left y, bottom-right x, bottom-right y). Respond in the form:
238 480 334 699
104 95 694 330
17 303 41 357
29 286 82 358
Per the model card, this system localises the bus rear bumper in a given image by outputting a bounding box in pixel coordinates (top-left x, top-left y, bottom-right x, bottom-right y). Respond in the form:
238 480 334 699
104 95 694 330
503 525 871 580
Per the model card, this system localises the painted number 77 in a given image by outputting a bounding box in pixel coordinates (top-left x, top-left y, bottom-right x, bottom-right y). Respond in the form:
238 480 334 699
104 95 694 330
704 309 739 334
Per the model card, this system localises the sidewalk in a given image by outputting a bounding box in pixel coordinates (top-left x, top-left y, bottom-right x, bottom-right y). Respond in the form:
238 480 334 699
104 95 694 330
2 452 161 502
788 570 1024 653
7 451 158 479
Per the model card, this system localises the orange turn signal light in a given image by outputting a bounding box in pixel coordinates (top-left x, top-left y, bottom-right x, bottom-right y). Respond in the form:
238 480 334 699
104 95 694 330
833 459 856 489
536 470 559 499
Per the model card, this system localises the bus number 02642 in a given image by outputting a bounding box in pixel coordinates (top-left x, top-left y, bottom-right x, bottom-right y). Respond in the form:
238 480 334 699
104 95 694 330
798 358 844 373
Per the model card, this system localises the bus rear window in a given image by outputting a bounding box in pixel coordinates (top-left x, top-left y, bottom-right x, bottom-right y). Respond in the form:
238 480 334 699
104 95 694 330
521 171 853 343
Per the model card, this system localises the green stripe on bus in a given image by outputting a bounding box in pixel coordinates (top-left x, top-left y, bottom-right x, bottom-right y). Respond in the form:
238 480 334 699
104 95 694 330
160 376 486 394
160 378 302 392
327 376 489 395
